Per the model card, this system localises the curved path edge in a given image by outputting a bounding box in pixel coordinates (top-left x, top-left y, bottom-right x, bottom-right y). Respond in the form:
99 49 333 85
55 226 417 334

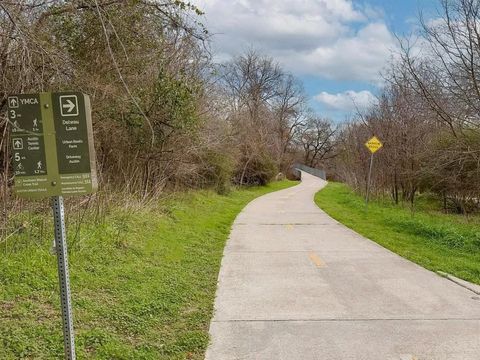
205 172 480 360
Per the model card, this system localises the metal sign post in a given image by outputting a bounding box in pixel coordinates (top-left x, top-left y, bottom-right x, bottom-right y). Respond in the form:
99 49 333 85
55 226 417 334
52 196 76 360
364 136 383 209
365 153 374 207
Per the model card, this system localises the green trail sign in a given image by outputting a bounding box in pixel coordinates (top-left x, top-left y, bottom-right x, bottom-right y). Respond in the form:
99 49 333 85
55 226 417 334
8 91 99 359
8 92 98 198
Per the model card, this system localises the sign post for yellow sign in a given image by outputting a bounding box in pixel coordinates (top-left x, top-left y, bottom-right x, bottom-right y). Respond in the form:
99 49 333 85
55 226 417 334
364 136 383 208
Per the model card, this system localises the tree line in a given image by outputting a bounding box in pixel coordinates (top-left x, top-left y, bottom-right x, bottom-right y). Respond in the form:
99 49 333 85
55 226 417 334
334 0 480 214
0 0 336 235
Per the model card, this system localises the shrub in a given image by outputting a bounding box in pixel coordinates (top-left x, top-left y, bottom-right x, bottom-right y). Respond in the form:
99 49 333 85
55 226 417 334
235 153 278 186
198 150 234 194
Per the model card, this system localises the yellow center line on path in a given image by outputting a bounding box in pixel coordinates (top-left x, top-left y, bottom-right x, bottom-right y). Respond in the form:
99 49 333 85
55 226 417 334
309 252 326 268
400 355 419 360
285 224 294 230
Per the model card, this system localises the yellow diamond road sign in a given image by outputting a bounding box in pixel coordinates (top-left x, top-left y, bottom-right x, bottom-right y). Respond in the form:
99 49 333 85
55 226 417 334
365 136 383 154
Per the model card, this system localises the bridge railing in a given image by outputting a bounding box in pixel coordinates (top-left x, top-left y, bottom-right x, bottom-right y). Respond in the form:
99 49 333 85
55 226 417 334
292 163 326 180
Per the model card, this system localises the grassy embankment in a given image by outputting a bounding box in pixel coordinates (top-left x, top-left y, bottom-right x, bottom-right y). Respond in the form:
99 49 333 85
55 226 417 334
315 182 480 285
0 180 297 360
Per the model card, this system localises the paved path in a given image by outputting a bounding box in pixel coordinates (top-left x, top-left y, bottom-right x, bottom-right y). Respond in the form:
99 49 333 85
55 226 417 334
205 172 480 360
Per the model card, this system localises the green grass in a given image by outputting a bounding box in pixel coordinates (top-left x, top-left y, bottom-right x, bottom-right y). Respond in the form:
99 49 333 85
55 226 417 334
0 180 297 360
315 182 480 285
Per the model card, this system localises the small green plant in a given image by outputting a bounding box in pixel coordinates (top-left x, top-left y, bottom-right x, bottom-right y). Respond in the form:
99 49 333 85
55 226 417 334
198 149 234 195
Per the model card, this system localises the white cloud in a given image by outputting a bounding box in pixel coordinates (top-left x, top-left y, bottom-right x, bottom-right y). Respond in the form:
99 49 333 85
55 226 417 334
314 90 378 112
194 0 396 82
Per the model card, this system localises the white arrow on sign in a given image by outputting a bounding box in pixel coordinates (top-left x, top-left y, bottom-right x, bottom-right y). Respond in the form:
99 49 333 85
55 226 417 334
13 138 23 150
63 99 75 113
8 96 19 108
59 95 79 117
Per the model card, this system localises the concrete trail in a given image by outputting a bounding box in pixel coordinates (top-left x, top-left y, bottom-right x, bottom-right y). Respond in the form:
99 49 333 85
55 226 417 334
205 172 480 360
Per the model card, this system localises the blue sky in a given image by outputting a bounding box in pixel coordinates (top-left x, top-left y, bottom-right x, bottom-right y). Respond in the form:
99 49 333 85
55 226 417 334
193 0 439 121
305 0 438 120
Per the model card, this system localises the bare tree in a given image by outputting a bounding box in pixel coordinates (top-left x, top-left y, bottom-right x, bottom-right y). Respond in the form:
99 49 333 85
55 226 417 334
219 50 308 184
298 116 337 168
